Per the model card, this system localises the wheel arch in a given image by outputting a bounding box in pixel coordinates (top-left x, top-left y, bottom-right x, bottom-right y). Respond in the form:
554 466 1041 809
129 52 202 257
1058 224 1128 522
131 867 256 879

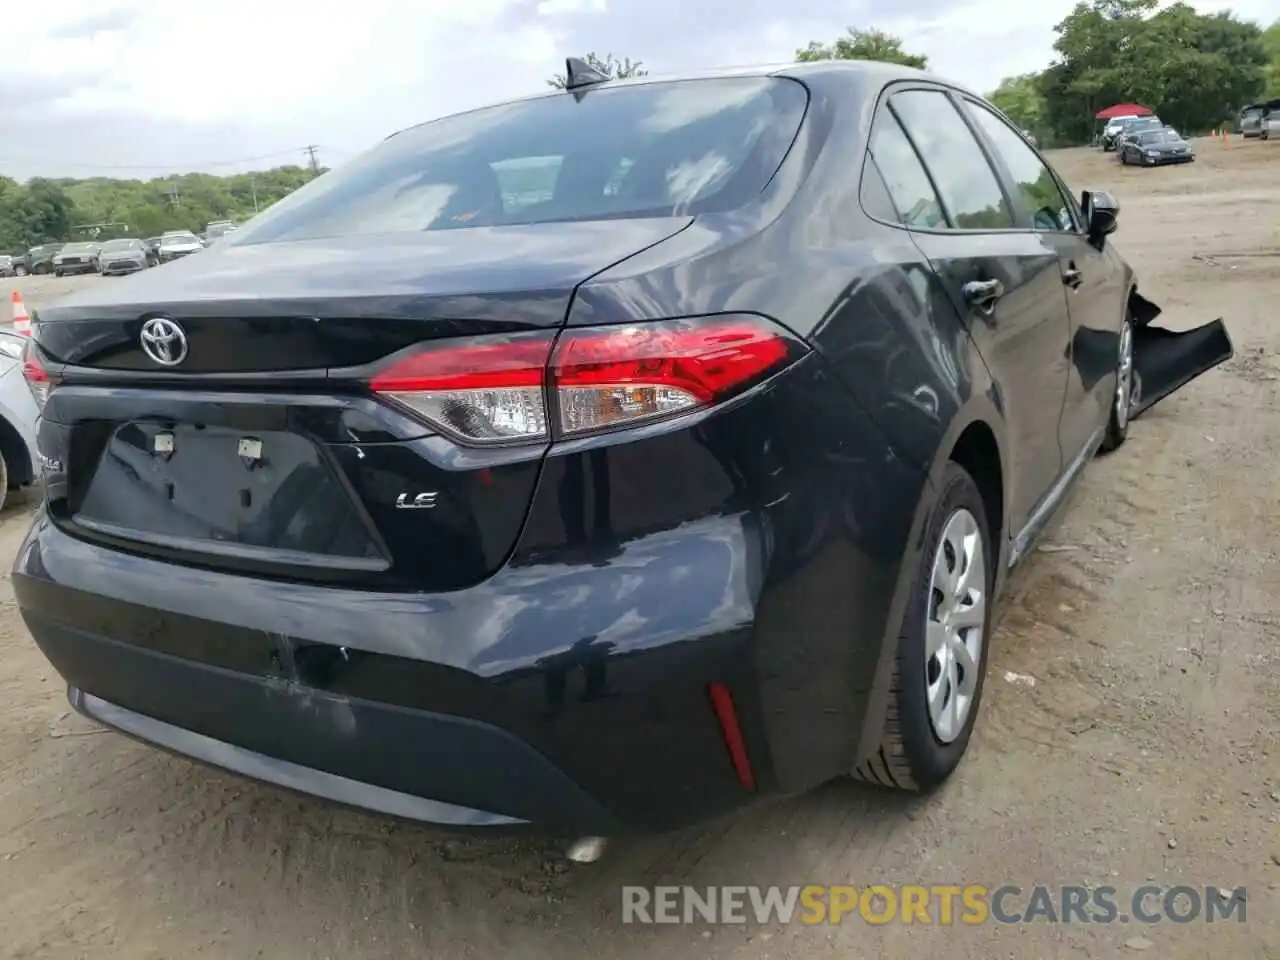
854 394 1009 765
0 412 33 487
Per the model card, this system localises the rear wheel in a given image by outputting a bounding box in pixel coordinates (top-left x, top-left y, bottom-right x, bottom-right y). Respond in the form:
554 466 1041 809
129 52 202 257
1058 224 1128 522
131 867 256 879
853 463 993 791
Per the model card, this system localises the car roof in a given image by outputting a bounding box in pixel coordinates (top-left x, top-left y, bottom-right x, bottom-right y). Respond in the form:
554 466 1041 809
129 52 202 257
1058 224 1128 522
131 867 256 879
386 59 963 141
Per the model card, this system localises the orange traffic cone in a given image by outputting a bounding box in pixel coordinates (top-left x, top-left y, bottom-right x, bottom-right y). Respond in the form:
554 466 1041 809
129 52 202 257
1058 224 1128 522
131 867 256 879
10 290 30 336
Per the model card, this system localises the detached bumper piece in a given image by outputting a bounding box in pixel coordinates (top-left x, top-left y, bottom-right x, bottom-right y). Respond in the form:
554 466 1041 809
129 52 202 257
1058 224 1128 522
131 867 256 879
1131 319 1233 419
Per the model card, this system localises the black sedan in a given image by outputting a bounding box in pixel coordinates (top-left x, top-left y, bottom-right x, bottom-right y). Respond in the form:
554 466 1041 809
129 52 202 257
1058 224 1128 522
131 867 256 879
14 60 1232 843
1120 129 1195 166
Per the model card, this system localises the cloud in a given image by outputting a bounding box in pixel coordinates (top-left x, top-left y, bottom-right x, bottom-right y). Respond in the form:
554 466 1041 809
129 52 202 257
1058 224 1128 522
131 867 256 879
46 7 140 40
0 0 1273 181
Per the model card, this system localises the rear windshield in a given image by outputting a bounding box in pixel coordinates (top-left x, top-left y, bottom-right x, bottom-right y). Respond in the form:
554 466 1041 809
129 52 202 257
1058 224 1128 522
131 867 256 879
229 77 808 244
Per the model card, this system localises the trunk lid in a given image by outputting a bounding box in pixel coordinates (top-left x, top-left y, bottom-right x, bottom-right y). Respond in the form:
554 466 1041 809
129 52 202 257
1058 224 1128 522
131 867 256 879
38 221 691 371
35 218 692 591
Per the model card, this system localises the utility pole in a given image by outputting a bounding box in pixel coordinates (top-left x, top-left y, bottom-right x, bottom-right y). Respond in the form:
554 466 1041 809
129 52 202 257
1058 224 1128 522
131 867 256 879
304 145 320 175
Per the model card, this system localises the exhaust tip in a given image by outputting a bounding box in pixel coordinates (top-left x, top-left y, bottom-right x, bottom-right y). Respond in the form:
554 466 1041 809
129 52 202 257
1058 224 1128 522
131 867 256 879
565 836 609 863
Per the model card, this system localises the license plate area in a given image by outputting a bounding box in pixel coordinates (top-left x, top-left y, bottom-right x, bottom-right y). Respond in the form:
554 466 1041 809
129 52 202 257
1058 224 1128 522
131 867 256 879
74 422 385 564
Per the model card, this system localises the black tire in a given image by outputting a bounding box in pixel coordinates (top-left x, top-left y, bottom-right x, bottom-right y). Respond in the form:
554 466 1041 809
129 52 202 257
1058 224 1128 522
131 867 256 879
54 270 62 278
1100 311 1136 454
14 266 26 277
853 462 994 792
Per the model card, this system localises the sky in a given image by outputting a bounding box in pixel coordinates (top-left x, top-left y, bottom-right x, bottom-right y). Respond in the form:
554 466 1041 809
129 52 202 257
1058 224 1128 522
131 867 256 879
1 0 1273 182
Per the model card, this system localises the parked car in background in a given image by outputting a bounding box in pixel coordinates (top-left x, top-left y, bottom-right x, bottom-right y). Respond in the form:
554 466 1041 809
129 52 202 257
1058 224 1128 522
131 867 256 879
52 242 101 277
1239 104 1265 138
7 253 29 277
1112 116 1165 153
0 256 16 279
14 60 1234 839
157 231 203 262
1101 114 1139 150
97 239 152 276
144 238 162 262
26 244 64 276
203 221 238 244
1120 128 1195 166
1261 108 1279 141
0 328 39 512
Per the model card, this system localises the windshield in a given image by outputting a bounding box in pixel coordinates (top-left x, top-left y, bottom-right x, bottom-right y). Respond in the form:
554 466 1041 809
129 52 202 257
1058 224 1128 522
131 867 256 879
230 77 809 245
162 233 197 243
1139 130 1178 144
101 240 139 252
1242 108 1263 118
61 243 96 254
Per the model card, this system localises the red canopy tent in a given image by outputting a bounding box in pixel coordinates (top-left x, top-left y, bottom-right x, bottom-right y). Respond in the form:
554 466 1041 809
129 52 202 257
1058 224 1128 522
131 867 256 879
1096 103 1153 119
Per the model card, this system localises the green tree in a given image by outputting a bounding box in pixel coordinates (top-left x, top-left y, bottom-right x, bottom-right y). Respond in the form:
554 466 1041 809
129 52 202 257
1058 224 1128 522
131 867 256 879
795 28 928 69
547 53 647 89
1262 20 1280 97
1037 0 1268 145
0 165 319 251
988 74 1050 139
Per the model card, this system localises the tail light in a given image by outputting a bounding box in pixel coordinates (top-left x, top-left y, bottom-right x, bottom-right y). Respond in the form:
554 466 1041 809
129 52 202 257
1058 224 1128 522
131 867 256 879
22 343 55 411
369 315 803 444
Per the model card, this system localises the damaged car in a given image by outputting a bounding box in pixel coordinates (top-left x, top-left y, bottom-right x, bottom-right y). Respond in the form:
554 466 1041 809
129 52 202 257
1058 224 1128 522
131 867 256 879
13 59 1232 846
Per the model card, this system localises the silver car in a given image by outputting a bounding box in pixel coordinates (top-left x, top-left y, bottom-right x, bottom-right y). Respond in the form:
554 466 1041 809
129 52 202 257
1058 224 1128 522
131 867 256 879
157 231 203 263
1240 105 1264 138
98 238 151 276
0 330 40 510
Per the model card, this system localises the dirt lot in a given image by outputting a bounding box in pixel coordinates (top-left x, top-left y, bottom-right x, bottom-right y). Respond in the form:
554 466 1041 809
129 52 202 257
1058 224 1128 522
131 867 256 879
0 138 1277 960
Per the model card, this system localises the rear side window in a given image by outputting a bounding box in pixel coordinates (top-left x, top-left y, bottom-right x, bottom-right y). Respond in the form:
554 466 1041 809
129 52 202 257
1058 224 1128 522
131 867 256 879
890 90 1014 230
231 78 808 243
961 100 1079 232
867 115 947 229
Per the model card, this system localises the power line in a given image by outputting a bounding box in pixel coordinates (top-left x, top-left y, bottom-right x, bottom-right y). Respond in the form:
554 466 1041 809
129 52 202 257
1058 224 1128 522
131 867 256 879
0 147 319 174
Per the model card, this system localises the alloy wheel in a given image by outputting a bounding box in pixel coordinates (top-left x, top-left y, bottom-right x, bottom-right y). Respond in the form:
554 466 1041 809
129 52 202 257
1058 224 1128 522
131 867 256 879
1115 321 1134 430
925 508 987 743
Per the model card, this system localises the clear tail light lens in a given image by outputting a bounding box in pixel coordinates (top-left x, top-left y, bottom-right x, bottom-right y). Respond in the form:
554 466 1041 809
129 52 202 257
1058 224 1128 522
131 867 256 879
368 316 802 444
21 343 54 411
369 333 555 443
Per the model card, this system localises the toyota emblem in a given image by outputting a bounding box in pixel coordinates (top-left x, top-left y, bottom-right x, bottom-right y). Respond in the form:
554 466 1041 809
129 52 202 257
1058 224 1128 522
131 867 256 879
139 317 189 366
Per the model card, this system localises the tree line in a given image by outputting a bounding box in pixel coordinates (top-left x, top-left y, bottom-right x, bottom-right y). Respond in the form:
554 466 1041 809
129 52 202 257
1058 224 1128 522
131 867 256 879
0 166 322 253
6 2 1274 254
555 2 1279 148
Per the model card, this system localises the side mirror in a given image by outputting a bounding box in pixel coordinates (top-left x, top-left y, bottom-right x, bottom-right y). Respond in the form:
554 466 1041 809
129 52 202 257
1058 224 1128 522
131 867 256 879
1081 189 1119 246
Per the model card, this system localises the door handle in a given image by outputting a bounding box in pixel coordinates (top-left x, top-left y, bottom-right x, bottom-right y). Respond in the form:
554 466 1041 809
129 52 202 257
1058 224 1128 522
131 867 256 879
963 278 1004 310
1063 265 1083 289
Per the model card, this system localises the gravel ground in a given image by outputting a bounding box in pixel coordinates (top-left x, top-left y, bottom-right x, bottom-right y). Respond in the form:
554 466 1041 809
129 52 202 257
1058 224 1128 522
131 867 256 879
0 138 1277 960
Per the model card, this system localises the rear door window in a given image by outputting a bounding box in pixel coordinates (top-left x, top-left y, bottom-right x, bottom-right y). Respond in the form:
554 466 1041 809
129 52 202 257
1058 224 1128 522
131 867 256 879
889 89 1015 230
231 78 809 243
867 114 947 229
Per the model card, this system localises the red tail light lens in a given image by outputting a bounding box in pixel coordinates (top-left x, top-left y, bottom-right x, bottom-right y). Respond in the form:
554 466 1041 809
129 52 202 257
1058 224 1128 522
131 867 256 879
552 317 793 436
21 344 54 411
368 316 801 444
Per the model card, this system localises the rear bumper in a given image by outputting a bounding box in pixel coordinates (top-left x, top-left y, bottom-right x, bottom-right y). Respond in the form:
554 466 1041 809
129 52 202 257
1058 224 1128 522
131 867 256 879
15 359 929 833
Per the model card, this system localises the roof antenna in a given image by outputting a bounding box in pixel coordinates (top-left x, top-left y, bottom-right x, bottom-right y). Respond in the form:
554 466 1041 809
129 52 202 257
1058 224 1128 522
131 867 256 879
564 56 609 95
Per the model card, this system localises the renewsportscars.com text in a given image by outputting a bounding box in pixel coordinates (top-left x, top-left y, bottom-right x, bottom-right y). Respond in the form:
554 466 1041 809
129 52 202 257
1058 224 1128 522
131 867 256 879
621 884 1248 926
